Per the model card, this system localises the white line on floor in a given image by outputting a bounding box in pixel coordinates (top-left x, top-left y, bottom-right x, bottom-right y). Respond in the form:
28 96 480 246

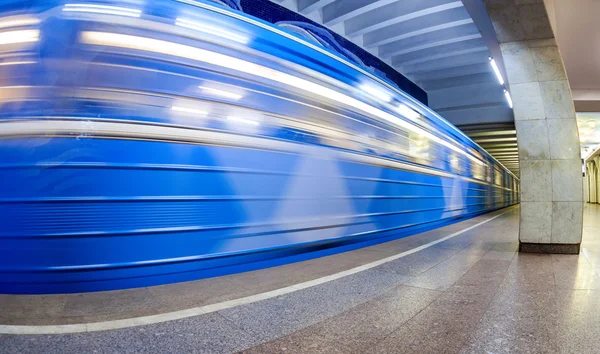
0 208 513 335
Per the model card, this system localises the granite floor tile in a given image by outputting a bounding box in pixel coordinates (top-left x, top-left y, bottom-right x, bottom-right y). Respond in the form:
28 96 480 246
365 238 422 254
500 254 556 291
480 242 518 261
239 328 351 354
298 284 441 352
370 308 480 354
376 247 460 277
218 267 411 341
481 249 517 261
148 276 257 311
369 284 500 353
430 232 479 250
491 242 519 252
370 255 516 354
554 289 600 354
459 263 560 353
455 260 512 288
403 248 486 291
0 295 67 322
551 254 600 289
61 288 162 319
0 312 259 354
459 318 559 354
459 294 560 354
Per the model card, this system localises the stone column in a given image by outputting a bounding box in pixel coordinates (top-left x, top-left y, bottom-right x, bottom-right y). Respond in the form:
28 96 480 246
484 0 582 253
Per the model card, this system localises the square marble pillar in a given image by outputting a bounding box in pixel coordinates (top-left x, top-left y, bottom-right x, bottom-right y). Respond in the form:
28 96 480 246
487 0 583 253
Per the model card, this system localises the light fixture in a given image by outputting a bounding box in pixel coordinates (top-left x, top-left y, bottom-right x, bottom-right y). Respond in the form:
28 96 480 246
504 89 513 109
360 84 392 102
489 58 504 85
474 137 518 143
0 16 39 29
395 104 420 120
198 86 243 100
587 120 596 130
175 18 248 44
227 115 259 126
63 4 141 17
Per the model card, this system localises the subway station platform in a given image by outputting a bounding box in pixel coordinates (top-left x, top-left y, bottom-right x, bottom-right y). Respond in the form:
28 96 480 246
2 204 600 353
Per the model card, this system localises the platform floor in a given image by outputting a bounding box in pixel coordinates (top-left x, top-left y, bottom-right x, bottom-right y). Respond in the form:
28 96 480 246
2 204 600 353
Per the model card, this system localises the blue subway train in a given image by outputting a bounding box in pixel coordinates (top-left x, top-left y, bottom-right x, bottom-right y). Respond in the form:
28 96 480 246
0 0 519 294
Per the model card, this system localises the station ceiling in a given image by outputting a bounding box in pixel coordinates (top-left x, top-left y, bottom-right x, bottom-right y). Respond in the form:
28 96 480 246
273 0 519 176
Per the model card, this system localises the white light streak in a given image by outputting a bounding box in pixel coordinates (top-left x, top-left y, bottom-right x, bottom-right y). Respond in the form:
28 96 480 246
360 84 392 102
395 104 420 120
171 106 208 115
0 60 36 66
175 18 248 44
198 86 243 100
64 4 141 17
0 16 39 29
0 30 39 45
227 115 259 126
79 31 483 165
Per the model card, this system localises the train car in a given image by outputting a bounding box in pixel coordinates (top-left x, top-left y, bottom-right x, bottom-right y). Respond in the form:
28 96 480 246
0 0 519 294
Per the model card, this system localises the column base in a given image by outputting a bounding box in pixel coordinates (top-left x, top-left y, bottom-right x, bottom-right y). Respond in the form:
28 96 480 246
519 242 580 254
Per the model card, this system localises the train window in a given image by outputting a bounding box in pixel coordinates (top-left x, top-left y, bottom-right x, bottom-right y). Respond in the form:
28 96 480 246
484 164 492 183
494 168 503 186
449 154 461 173
471 161 485 180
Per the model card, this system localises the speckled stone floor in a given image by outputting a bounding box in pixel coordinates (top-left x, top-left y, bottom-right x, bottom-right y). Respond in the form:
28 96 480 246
3 204 600 354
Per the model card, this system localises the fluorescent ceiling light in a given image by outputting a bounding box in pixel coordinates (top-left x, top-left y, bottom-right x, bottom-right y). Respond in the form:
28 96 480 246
64 4 141 17
504 90 513 109
171 106 208 115
176 18 248 44
360 84 392 103
489 58 504 85
587 120 596 130
395 104 420 120
227 115 259 126
468 130 516 138
198 86 243 100
0 30 39 45
486 148 518 152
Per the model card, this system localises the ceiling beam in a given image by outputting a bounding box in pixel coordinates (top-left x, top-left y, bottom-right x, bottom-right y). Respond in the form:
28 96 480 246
409 62 491 82
393 45 488 67
473 137 517 143
380 25 481 59
346 0 463 38
323 0 395 27
298 0 336 14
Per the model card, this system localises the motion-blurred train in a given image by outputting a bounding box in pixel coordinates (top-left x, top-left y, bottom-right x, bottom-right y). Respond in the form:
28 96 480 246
0 0 519 293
